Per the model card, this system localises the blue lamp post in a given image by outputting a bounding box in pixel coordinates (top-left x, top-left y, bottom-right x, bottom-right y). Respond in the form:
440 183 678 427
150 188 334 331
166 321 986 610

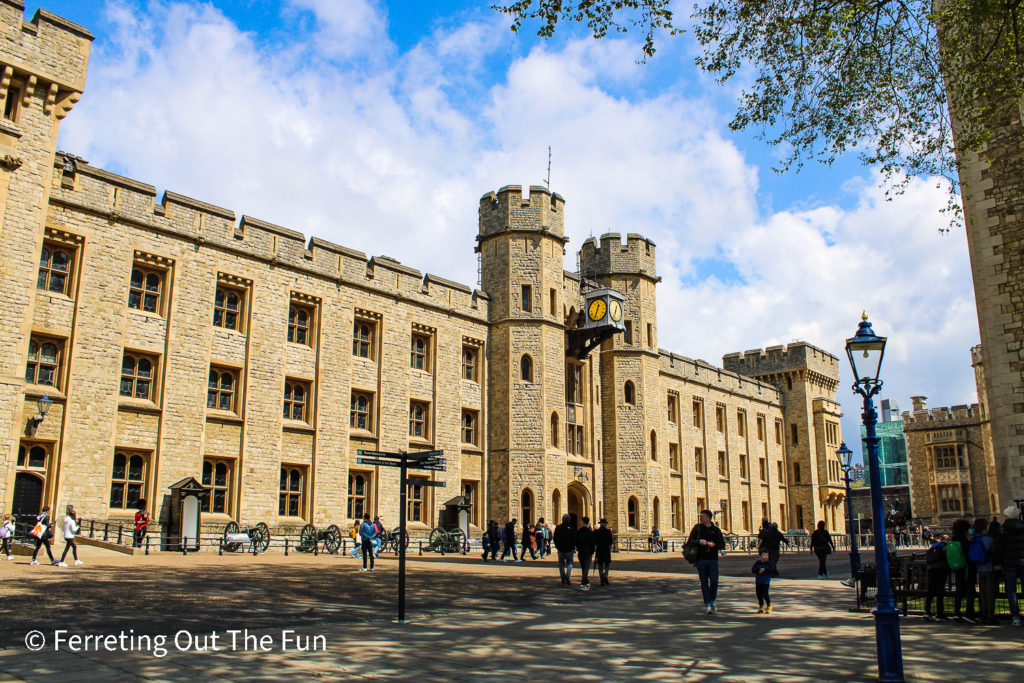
845 313 903 682
836 442 861 587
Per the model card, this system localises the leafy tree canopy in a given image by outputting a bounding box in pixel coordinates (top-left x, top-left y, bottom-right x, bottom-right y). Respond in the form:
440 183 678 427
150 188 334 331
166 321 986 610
492 1 1024 222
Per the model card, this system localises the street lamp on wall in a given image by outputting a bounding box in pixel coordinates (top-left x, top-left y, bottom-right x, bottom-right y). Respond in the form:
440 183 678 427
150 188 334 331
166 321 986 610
28 394 52 433
845 313 904 683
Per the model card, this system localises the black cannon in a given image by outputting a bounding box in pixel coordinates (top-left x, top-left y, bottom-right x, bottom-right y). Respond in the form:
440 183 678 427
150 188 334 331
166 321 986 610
222 521 270 553
298 523 342 554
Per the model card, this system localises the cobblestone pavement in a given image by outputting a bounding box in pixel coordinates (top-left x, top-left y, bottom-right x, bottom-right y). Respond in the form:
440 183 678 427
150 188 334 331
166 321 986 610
1 546 1021 681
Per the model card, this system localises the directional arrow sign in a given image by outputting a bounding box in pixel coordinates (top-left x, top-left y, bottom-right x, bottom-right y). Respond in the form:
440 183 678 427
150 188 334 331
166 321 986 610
406 450 443 460
356 458 403 467
405 479 445 487
413 464 447 472
356 450 400 459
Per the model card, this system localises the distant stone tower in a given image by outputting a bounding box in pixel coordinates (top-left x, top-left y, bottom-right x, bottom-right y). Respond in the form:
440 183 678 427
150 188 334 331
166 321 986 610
477 185 569 523
723 344 846 531
0 4 91 510
579 233 659 532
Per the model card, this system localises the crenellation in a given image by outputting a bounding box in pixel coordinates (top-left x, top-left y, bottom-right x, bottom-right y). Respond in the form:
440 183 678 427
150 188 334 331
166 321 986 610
579 232 657 281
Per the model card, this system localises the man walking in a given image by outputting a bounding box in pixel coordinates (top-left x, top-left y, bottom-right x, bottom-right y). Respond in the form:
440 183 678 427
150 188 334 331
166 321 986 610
501 518 520 561
554 514 576 586
758 522 790 577
688 509 726 614
594 518 614 585
575 516 596 590
359 513 378 571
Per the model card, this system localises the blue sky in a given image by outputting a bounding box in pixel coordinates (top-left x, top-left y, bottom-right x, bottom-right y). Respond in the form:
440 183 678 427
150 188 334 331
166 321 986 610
26 1 982 459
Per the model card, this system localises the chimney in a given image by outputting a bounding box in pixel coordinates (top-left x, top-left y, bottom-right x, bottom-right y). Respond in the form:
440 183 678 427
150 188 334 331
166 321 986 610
910 396 927 412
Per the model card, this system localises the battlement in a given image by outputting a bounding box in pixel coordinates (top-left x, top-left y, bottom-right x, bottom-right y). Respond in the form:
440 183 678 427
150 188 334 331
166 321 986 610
0 3 91 116
659 350 781 404
722 341 841 382
477 185 565 242
51 155 489 317
578 232 657 281
902 403 985 427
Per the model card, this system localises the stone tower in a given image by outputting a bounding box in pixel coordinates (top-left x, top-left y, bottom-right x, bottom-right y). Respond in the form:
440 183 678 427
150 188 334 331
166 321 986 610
0 2 91 510
477 185 569 523
579 233 659 532
723 343 846 531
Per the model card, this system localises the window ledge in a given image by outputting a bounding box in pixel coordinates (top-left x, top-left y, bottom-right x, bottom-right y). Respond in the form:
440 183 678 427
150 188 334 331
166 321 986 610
24 385 65 401
118 398 161 414
213 326 247 338
285 341 315 351
461 445 483 454
126 308 166 321
352 355 377 364
461 378 480 385
282 420 315 433
206 410 243 424
37 290 74 304
277 516 308 524
349 428 377 439
408 438 433 449
201 512 234 522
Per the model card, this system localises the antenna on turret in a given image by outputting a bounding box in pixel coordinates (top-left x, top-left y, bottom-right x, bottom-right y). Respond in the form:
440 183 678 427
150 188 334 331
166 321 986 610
543 146 551 190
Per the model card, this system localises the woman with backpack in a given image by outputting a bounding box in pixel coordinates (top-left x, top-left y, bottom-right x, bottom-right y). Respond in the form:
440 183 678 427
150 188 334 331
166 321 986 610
948 518 972 622
969 517 998 625
810 521 835 578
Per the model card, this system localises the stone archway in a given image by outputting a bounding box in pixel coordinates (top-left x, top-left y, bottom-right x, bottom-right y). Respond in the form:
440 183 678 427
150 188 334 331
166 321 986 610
567 482 589 520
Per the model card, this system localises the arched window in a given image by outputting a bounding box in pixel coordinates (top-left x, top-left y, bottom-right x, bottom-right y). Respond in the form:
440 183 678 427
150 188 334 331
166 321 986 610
650 429 657 460
627 496 639 529
652 496 661 529
521 488 534 524
521 355 533 382
624 380 635 405
552 489 561 521
550 412 560 448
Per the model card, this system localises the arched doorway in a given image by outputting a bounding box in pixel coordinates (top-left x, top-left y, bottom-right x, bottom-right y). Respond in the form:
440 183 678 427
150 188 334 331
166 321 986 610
551 489 561 522
12 472 44 524
521 488 534 524
567 482 588 520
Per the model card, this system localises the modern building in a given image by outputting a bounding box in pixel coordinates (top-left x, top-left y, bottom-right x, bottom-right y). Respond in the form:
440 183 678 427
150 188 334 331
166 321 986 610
0 2 847 539
860 398 909 488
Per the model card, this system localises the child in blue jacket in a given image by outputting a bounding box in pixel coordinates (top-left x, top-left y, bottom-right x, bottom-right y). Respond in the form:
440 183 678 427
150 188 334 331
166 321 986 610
752 551 774 613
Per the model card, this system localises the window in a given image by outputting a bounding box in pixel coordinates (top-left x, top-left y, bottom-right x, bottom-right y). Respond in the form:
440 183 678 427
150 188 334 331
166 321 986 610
796 505 804 529
550 288 557 316
624 381 635 405
408 478 428 522
213 285 245 331
718 451 727 477
777 461 784 482
693 400 703 428
279 466 305 517
793 462 801 483
552 489 562 521
353 320 375 359
347 472 370 519
25 337 62 388
716 406 725 433
740 454 748 479
462 410 478 446
120 352 157 401
790 423 799 445
3 86 20 121
624 320 633 345
780 504 787 526
521 284 532 312
742 501 751 531
759 457 767 482
939 484 964 513
720 500 731 530
652 497 661 528
521 489 534 524
287 304 313 345
670 443 680 471
463 481 479 526
550 412 560 448
207 367 239 413
350 391 373 431
566 363 583 404
201 458 233 514
695 447 705 475
775 420 782 444
409 401 429 439
627 497 639 528
410 333 430 371
757 416 765 441
38 242 74 295
567 424 585 456
935 446 959 469
128 266 164 314
825 421 838 445
283 380 311 422
671 496 681 530
650 430 658 461
787 375 793 391
646 322 653 348
521 355 533 382
697 497 707 514
737 410 746 437
462 346 478 381
667 394 678 423
109 452 147 510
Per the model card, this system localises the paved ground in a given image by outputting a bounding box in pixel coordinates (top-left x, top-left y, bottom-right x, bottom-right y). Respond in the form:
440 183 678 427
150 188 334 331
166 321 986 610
1 545 1020 681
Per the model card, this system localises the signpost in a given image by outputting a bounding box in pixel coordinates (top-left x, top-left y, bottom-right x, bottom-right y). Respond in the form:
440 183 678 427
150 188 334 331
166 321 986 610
356 448 445 623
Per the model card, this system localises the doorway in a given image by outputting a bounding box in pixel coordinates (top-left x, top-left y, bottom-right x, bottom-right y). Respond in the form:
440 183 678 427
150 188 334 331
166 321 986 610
12 472 44 526
567 482 589 520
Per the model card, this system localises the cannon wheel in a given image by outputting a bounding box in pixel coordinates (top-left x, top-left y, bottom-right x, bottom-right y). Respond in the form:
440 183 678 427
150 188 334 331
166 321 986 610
323 524 342 554
447 527 466 552
252 522 270 553
298 523 318 553
428 527 447 551
223 521 242 552
393 527 410 552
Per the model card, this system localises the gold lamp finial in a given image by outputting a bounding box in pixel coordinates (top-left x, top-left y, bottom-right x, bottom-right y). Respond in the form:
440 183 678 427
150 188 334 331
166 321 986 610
861 310 869 322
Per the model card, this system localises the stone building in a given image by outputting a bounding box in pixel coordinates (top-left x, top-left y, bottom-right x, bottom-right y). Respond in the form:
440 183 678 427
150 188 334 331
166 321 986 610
902 346 1000 525
0 2 846 539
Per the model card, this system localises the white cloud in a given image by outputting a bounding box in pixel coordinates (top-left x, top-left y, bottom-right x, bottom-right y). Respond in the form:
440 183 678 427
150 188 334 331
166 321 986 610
60 1 981 451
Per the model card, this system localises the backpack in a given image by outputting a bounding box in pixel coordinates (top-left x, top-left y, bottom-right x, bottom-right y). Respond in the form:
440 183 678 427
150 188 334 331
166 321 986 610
945 540 967 570
968 534 990 564
925 541 946 566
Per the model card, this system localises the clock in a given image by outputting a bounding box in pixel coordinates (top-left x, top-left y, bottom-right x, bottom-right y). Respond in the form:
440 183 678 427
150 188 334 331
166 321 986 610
588 298 607 322
609 300 622 322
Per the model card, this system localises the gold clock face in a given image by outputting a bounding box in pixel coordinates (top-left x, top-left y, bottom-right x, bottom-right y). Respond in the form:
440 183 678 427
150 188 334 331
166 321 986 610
609 300 622 322
588 299 607 322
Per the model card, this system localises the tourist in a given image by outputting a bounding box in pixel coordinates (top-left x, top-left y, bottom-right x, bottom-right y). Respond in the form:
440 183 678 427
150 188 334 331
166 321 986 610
359 513 377 571
500 519 520 561
349 521 361 558
751 550 774 613
575 516 595 590
535 518 548 557
58 504 82 567
810 521 835 578
688 509 726 614
949 518 972 622
554 514 576 586
481 525 492 561
969 517 997 625
29 505 56 566
133 500 149 548
521 523 537 560
998 504 1024 626
758 522 790 577
594 518 614 585
648 525 662 552
1 514 14 560
924 534 948 621
372 516 384 557
487 520 501 561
